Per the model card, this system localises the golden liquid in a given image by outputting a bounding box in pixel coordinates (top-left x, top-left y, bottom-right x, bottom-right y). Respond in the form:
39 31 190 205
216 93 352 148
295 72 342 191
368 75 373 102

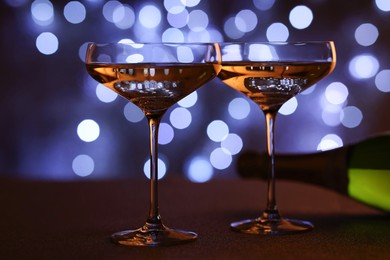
86 63 220 114
218 62 335 112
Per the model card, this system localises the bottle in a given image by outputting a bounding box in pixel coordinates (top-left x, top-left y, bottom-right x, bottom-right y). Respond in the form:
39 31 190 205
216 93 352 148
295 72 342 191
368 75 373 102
236 134 390 212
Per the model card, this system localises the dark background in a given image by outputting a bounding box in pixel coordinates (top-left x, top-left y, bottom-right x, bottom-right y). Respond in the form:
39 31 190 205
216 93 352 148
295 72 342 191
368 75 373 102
1 0 390 180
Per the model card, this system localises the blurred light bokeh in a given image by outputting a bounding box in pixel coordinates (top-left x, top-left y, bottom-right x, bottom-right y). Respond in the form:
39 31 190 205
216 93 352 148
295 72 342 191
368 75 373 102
1 0 390 181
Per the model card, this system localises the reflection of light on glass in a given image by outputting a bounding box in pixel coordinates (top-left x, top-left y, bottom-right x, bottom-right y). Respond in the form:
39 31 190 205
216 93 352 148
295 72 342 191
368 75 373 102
170 107 192 129
188 10 209 32
340 106 363 128
248 44 276 61
96 83 117 103
221 133 243 155
279 97 297 116
36 32 58 55
224 17 245 39
228 97 251 120
266 22 289 41
325 82 349 105
113 4 135 29
235 9 258 33
123 103 144 123
349 54 379 79
31 0 54 26
253 0 275 10
178 91 198 108
289 5 313 29
375 0 390 11
207 120 229 142
159 123 175 145
375 70 390 92
317 134 343 151
72 154 94 177
64 1 86 24
210 148 232 170
355 23 379 46
186 156 213 183
162 28 185 42
139 4 161 28
177 46 194 62
143 158 167 179
167 9 189 28
77 119 100 142
126 54 144 63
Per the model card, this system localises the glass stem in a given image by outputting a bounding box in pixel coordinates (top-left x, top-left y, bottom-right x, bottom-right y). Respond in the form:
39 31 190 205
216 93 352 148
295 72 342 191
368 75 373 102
263 110 281 220
146 113 164 226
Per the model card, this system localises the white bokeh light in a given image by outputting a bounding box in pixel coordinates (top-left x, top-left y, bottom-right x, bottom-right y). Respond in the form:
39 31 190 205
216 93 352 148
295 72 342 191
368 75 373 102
102 0 122 23
253 0 275 10
72 154 94 177
167 9 189 28
63 1 86 24
31 0 54 26
178 91 198 108
181 0 201 7
186 156 213 183
36 32 58 55
113 4 135 29
317 134 343 151
266 22 289 41
96 83 117 103
77 119 100 142
289 5 313 29
162 27 185 42
375 70 390 92
159 123 175 145
340 106 363 128
235 9 258 33
375 0 390 11
143 158 167 179
123 102 144 123
224 16 245 39
221 133 243 155
164 0 185 14
210 148 232 170
187 9 208 32
139 5 161 28
207 120 229 142
170 107 192 129
325 82 349 105
355 23 379 46
279 97 298 116
349 54 379 79
228 97 251 120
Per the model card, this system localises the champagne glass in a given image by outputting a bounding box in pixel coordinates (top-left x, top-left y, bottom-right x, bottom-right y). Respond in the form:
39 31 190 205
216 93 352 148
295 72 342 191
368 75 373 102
218 41 336 234
85 42 221 246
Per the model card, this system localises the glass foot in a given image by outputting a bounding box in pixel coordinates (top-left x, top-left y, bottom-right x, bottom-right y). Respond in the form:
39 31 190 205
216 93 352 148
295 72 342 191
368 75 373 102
231 217 314 235
111 223 197 246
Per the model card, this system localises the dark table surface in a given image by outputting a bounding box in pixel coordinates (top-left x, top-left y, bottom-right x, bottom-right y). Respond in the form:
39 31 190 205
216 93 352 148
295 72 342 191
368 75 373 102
1 177 389 259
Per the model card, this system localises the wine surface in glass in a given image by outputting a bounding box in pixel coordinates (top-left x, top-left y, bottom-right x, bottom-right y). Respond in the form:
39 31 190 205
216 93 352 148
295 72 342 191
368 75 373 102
218 62 334 112
87 63 220 114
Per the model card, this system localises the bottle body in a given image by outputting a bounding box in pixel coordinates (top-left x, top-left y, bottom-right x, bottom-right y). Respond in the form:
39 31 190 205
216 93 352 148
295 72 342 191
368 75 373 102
237 134 390 212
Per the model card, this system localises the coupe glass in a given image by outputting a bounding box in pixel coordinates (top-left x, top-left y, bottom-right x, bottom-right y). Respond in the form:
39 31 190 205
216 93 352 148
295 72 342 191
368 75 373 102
85 42 221 245
218 41 336 234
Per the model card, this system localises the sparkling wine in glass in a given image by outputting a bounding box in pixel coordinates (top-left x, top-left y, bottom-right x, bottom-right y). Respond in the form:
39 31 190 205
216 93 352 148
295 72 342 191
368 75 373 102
218 41 336 234
85 42 221 245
